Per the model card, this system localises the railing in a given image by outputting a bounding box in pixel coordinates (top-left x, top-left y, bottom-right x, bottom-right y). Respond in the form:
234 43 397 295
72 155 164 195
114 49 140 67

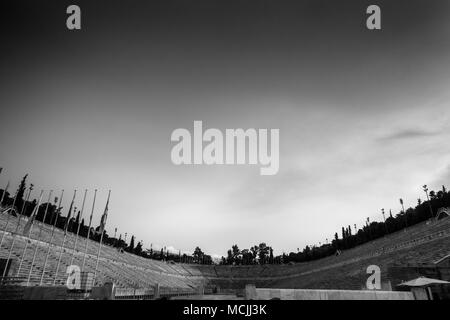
0 275 200 300
114 287 155 300
114 285 201 300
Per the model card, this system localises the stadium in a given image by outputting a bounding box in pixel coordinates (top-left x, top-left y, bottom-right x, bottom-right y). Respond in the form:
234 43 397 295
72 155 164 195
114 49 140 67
2 0 450 303
1 179 450 300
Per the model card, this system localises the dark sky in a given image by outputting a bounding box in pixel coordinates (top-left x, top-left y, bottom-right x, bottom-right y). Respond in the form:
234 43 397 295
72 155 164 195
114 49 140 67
1 0 450 257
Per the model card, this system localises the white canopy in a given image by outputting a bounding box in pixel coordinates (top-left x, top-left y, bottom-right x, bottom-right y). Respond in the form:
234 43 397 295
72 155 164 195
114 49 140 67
398 276 450 287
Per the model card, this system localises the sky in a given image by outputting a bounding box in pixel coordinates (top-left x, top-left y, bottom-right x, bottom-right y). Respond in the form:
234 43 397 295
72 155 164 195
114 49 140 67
1 0 450 257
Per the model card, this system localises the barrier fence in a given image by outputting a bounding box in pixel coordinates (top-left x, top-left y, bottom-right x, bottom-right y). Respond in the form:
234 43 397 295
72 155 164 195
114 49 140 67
0 276 204 300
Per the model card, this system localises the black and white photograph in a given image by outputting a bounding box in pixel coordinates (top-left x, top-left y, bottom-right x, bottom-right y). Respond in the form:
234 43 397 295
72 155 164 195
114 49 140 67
1 0 450 310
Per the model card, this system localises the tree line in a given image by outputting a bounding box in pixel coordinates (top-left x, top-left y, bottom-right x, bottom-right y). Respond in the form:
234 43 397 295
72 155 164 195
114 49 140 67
218 243 277 265
280 185 449 264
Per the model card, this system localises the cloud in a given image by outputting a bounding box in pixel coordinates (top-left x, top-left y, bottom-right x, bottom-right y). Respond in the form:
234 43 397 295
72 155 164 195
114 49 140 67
377 128 441 142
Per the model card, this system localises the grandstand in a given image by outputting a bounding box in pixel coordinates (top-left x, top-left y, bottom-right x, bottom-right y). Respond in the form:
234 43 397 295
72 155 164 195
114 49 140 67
1 207 450 299
196 216 450 290
0 212 204 291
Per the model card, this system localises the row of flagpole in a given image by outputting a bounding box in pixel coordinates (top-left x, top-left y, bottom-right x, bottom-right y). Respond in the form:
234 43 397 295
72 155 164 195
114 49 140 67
0 178 111 286
3 172 203 267
52 190 77 285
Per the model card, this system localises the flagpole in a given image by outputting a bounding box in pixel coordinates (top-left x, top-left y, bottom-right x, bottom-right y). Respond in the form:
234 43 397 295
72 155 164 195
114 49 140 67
93 190 110 286
53 190 77 285
39 189 64 286
16 190 44 277
27 190 53 286
0 180 10 208
20 186 32 215
70 189 87 265
15 187 32 233
2 187 34 279
0 189 18 250
82 189 97 271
